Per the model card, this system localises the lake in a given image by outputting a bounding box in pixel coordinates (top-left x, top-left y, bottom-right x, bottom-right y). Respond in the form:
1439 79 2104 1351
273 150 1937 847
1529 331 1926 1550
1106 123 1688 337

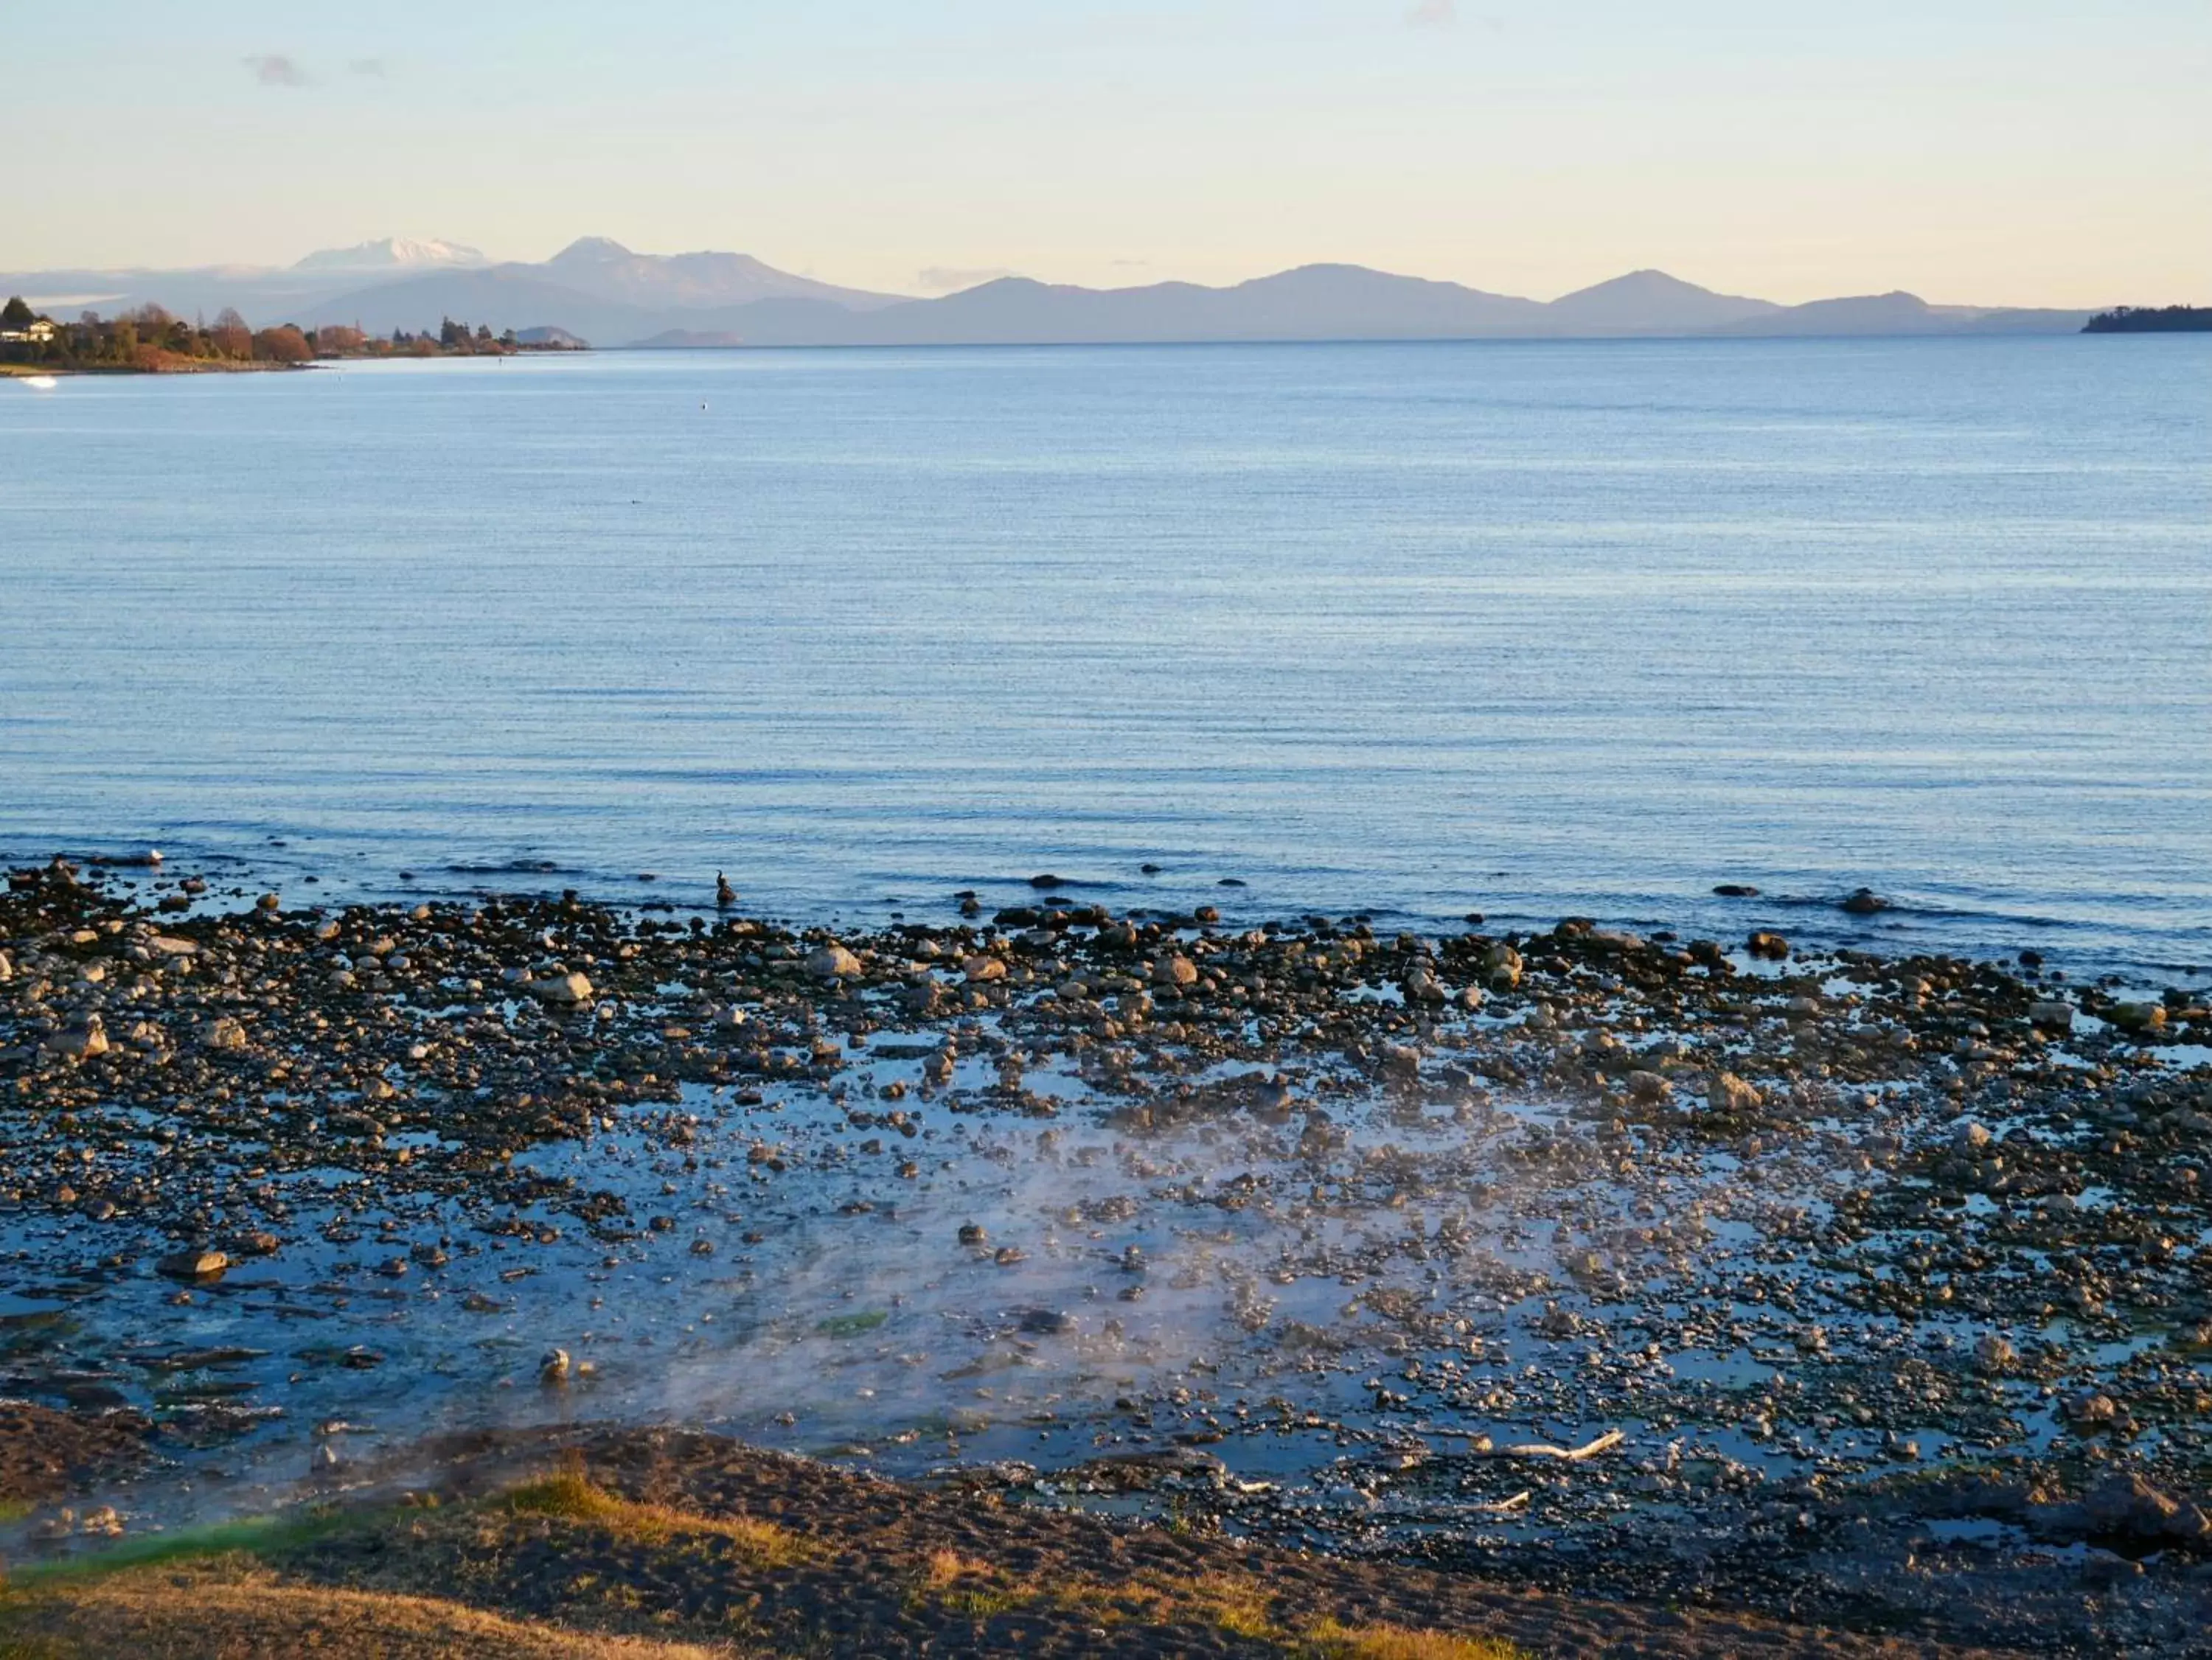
4 335 2208 977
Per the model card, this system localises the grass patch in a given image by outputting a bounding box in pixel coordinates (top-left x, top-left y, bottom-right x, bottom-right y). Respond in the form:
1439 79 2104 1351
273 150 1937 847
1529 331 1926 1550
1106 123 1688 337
0 1560 728 1659
906 1548 1032 1619
1184 1572 1281 1639
504 1469 812 1566
1305 1618 1530 1660
1 1510 348 1589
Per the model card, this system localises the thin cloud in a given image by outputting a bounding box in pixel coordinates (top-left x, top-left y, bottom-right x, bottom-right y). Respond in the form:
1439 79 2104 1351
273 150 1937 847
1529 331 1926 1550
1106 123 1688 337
243 53 309 87
348 57 389 77
916 266 1017 293
1405 0 1455 26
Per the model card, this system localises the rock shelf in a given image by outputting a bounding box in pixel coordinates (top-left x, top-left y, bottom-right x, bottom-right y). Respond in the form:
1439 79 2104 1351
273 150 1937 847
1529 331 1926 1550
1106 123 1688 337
2 857 2208 1653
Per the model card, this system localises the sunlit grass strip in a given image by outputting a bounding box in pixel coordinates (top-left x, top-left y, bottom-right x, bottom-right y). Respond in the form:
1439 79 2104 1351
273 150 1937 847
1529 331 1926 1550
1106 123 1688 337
503 1469 814 1566
1305 1617 1531 1660
903 1556 1526 1658
0 1561 731 1659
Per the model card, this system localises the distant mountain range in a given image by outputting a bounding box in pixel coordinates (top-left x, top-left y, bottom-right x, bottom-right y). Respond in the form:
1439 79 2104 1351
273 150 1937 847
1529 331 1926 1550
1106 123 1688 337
1 237 2100 347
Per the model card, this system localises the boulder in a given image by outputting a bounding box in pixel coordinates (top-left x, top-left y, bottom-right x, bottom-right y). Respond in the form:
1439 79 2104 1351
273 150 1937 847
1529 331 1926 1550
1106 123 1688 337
198 1016 248 1051
1480 944 1523 991
2060 1474 2212 1546
157 1248 229 1282
806 944 863 981
529 972 594 1005
42 1017 108 1061
1707 1072 1763 1115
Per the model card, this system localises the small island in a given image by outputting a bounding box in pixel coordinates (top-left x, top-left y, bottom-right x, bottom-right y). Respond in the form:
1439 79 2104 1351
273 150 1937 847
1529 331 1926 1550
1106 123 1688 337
2081 304 2212 332
1 296 588 374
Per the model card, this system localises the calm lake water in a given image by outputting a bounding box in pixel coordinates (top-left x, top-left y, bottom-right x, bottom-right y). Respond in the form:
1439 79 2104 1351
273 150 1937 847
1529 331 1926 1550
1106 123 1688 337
4 338 2208 974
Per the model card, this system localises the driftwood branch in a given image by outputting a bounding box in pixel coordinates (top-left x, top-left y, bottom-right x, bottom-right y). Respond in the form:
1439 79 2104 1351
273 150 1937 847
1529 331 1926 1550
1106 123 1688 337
1474 1429 1624 1462
1468 1489 1534 1513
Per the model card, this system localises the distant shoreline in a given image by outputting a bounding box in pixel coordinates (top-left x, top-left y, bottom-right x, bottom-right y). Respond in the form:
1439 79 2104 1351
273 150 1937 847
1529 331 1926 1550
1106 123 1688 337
0 359 308 378
2083 304 2212 333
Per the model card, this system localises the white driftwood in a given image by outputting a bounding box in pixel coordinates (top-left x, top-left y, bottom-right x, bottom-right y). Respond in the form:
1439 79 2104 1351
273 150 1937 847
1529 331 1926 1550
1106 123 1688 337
1469 1489 1534 1513
1478 1429 1624 1462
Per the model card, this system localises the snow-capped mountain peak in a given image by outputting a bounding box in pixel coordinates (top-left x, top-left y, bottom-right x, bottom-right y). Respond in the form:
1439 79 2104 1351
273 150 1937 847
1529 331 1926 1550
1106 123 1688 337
291 237 487 273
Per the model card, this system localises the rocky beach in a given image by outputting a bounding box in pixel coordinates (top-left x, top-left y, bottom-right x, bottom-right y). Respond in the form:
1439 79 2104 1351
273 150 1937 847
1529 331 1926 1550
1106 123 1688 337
3 854 2208 1655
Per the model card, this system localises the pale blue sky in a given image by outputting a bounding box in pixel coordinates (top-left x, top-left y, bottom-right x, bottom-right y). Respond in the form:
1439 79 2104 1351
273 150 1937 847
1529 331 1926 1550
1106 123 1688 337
7 1 2208 304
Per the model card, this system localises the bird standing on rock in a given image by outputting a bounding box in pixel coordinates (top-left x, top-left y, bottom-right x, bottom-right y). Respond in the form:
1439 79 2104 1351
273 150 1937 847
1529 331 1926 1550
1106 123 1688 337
716 872 737 907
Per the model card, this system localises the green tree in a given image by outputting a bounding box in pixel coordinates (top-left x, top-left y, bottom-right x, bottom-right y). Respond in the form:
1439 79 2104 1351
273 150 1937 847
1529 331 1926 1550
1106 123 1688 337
1 296 34 329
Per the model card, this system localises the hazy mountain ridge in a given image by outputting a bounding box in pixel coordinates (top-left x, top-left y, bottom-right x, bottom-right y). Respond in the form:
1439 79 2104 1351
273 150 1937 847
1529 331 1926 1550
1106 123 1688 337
1 238 2101 346
1545 268 1781 331
538 237 908 313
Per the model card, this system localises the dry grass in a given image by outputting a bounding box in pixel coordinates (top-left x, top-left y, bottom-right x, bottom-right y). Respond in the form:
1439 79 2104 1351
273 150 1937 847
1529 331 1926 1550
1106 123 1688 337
1180 1571 1281 1639
0 1558 738 1659
504 1470 813 1567
1304 1617 1530 1660
907 1547 1029 1618
0 1454 1534 1659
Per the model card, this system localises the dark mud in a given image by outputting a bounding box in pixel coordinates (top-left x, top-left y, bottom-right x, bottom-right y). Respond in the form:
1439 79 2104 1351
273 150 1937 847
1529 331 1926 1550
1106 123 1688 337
2 857 2208 1654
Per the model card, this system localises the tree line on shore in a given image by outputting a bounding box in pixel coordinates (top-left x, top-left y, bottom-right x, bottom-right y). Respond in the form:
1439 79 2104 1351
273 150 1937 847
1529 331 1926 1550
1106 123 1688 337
1 296 568 369
2081 304 2212 333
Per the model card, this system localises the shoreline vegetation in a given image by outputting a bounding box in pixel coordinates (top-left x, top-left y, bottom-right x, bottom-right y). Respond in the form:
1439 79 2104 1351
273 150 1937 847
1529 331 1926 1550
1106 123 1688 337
2082 305 2212 333
0 295 588 375
0 855 2208 1655
0 1423 2017 1660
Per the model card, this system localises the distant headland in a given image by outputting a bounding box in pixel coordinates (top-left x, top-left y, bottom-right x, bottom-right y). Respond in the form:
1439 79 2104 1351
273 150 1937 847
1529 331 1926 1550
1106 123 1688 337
2083 305 2212 333
0 294 588 375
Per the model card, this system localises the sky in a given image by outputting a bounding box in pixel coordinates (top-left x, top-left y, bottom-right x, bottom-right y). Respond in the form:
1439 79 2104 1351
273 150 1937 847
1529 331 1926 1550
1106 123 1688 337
6 1 2208 305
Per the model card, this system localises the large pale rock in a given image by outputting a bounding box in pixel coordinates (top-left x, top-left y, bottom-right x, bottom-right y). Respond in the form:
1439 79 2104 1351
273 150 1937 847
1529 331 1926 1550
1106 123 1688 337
42 1017 108 1061
157 1248 229 1282
806 944 862 980
199 1016 248 1051
1480 944 1523 991
529 972 594 1005
1707 1071 1762 1115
